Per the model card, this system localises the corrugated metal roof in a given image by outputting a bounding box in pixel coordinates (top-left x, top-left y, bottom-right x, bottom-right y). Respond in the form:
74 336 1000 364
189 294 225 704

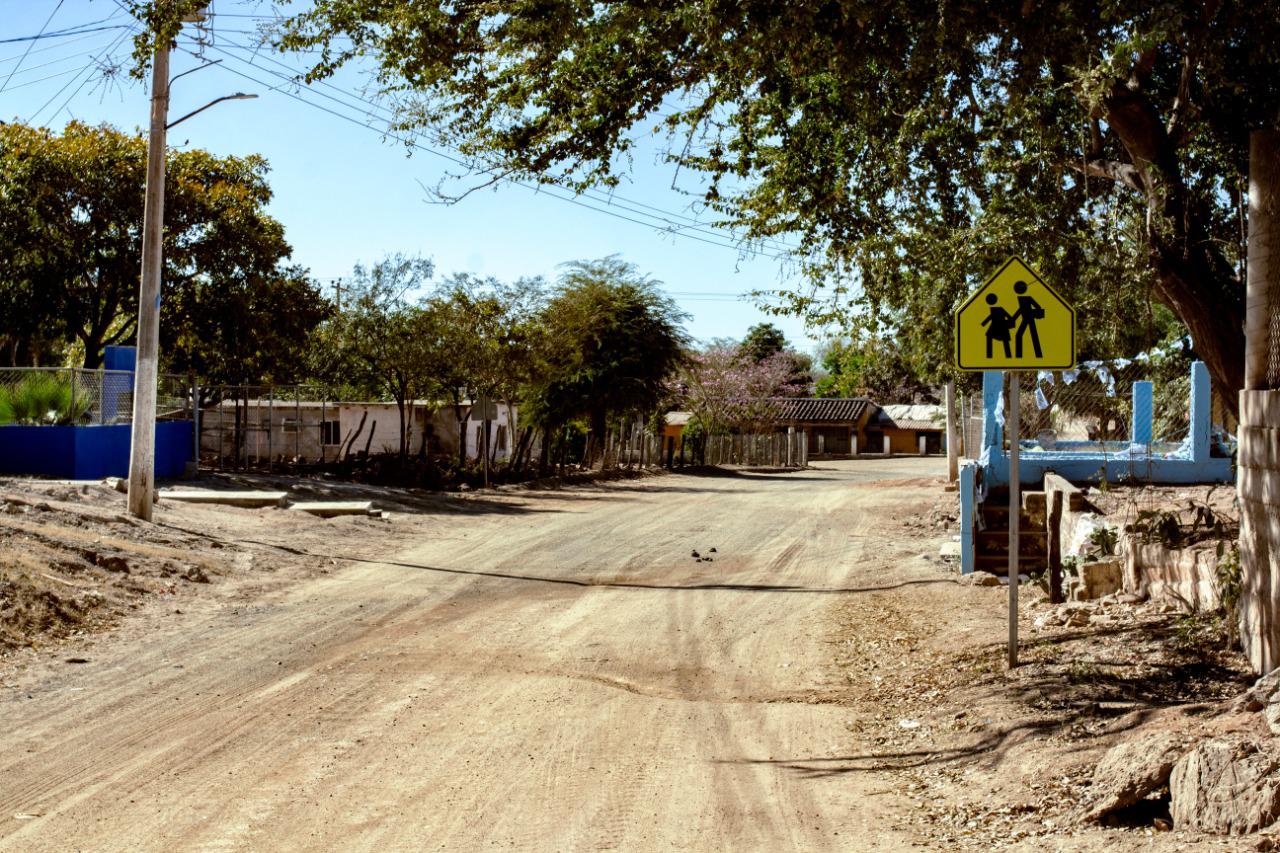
876 404 945 431
770 397 871 423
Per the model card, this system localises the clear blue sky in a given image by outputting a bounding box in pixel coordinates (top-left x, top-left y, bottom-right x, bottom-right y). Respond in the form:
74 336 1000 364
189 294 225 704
1 0 833 354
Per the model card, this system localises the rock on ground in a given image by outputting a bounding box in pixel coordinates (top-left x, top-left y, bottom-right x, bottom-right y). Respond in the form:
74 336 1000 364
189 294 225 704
1081 731 1184 823
1171 737 1280 835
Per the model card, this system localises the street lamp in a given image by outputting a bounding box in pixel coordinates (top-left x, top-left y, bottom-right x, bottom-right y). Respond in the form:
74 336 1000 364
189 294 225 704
126 11 256 520
167 92 257 129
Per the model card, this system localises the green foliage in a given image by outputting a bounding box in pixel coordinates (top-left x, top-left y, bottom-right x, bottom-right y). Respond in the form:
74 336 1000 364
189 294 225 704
0 374 91 426
1086 526 1118 558
529 256 688 437
815 333 938 402
0 120 321 373
309 256 439 458
276 0 1280 410
741 324 788 362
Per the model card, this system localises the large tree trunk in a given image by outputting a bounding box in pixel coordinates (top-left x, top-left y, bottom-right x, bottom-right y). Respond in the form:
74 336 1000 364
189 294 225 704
1098 82 1246 412
588 407 607 468
1238 129 1280 674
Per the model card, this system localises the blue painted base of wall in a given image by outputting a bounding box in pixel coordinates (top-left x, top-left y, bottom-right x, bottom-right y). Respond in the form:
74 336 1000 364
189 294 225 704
980 447 1234 488
0 421 193 480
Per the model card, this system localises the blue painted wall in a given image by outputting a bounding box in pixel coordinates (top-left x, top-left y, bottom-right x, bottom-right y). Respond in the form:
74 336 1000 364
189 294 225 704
0 421 192 480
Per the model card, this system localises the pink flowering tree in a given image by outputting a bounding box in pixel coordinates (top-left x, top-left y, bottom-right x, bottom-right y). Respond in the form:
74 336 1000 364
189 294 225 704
674 344 807 434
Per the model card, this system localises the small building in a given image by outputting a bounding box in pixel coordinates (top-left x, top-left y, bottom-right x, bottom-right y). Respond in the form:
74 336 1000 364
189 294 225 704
662 411 692 444
199 397 517 466
770 397 875 456
869 403 947 455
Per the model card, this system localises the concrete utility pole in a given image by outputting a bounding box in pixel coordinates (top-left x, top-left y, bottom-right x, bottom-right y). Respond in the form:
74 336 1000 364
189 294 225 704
126 22 172 520
126 4 251 519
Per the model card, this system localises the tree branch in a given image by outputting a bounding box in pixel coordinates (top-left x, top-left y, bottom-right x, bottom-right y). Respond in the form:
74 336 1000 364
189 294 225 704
1064 158 1146 192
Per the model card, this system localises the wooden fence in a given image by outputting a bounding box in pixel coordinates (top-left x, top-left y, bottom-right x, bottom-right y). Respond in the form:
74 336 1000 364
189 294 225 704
594 427 808 470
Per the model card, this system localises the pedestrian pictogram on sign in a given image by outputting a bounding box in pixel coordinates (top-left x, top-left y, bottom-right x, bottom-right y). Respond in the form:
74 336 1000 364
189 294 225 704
954 257 1075 370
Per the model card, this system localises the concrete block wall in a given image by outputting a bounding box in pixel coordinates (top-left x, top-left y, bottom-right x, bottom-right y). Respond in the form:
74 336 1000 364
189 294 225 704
1240 390 1280 673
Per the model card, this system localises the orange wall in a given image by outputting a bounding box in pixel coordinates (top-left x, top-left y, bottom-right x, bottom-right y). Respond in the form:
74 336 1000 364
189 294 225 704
883 428 922 454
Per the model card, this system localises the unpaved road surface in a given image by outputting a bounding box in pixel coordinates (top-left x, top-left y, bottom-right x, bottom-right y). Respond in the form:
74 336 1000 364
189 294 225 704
1 459 950 851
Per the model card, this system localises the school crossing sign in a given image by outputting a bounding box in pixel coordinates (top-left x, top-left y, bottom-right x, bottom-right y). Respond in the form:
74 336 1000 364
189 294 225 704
954 257 1076 371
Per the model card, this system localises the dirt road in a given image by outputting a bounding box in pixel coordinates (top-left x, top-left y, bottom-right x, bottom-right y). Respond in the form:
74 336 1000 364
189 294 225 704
1 458 949 851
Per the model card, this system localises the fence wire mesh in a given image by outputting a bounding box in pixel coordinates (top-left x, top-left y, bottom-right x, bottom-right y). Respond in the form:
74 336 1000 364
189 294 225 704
0 367 195 427
0 367 133 425
1008 364 1194 453
197 384 337 470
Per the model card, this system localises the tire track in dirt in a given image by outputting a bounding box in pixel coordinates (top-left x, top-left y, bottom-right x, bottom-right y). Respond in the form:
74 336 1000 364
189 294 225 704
1 458 942 851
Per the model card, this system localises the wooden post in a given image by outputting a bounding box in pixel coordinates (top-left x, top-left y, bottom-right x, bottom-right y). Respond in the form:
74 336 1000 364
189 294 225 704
191 382 200 473
1047 488 1064 604
126 30 171 519
1008 373 1021 668
945 380 959 482
266 390 274 469
294 386 301 462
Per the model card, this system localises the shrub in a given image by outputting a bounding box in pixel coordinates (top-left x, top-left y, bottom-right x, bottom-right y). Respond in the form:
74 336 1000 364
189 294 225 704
0 373 91 425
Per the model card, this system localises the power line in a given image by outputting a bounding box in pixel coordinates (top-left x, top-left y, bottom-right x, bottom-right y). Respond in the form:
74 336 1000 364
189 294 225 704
0 26 121 66
205 37 799 253
178 41 788 261
28 23 136 127
193 34 801 256
0 23 131 45
0 0 65 91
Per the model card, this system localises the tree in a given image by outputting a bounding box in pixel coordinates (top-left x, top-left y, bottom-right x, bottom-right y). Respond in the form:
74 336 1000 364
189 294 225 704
529 257 688 454
676 344 807 434
0 120 313 370
428 274 546 467
311 256 438 458
278 2 1280 413
816 334 938 403
742 323 788 363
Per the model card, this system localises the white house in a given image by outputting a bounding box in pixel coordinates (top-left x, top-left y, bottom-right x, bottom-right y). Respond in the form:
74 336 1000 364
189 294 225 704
199 397 518 465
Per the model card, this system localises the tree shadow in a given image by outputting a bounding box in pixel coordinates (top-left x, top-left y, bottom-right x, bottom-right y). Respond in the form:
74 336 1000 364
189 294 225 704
727 615 1248 780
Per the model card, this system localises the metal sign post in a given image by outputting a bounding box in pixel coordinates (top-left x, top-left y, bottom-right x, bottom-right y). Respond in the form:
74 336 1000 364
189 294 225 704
1008 373 1020 668
955 256 1076 672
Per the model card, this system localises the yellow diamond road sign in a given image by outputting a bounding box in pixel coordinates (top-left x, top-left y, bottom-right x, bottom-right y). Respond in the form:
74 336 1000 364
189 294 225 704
955 257 1075 371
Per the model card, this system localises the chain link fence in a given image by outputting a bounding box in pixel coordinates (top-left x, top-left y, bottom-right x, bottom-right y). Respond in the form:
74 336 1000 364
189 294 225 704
955 359 1238 462
0 367 197 427
1008 363 1201 453
0 367 133 425
197 384 337 470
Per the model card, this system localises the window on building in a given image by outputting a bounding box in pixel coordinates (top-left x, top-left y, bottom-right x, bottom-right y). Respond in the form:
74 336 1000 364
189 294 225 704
321 420 341 446
281 418 301 434
475 425 484 450
496 425 507 451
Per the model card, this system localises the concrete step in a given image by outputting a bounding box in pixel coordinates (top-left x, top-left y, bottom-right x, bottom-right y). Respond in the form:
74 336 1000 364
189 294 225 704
290 501 375 518
162 490 289 508
976 554 1047 575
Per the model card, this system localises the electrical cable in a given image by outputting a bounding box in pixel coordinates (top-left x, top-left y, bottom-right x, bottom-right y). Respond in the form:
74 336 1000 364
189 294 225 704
177 42 786 262
0 0 66 91
196 37 800 256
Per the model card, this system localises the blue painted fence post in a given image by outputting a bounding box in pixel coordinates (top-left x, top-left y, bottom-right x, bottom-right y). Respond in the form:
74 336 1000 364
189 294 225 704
981 370 1004 453
1132 381 1153 447
1190 360 1211 463
959 461 976 575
